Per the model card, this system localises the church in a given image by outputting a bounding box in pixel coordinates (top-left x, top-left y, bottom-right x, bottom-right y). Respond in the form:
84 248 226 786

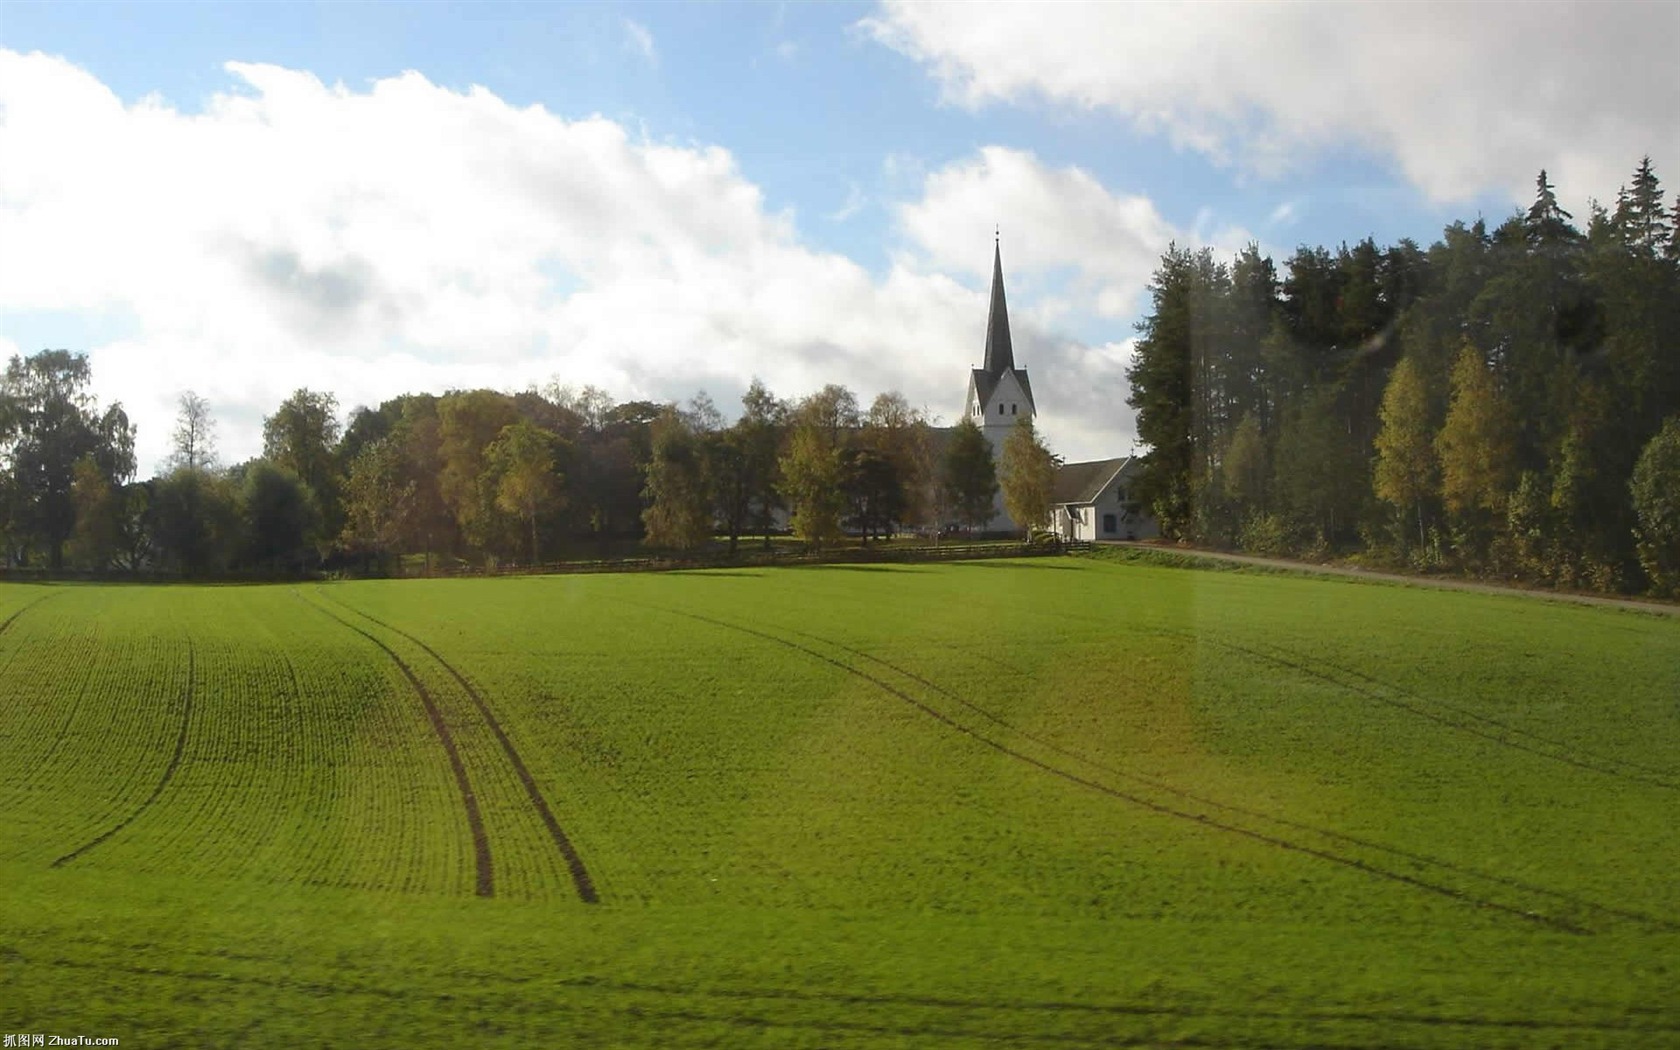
959 240 1158 542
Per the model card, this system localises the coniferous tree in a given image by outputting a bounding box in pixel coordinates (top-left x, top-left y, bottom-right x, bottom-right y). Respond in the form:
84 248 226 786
942 418 998 532
1126 245 1199 537
1614 156 1672 256
1524 170 1578 247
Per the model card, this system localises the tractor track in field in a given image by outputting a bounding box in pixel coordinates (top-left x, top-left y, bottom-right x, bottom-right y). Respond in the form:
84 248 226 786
623 600 1587 935
0 592 56 636
312 588 598 905
1215 633 1680 791
0 598 60 705
783 626 1680 935
53 641 195 868
24 943 1680 1042
299 596 493 898
1161 627 1680 793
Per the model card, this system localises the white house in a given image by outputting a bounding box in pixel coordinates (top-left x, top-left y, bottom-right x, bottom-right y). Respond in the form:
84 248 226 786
1052 456 1158 542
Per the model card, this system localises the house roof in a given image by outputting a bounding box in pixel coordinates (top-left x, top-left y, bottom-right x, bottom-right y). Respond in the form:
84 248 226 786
968 367 1034 414
1053 456 1132 505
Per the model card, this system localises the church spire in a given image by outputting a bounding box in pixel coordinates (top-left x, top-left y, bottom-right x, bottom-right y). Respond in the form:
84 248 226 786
982 235 1014 374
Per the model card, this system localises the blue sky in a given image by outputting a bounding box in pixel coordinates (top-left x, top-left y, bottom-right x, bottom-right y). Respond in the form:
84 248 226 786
1 1 1674 473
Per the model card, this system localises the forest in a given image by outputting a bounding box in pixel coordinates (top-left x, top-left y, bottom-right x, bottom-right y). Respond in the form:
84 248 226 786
0 356 1043 576
1126 159 1680 596
6 158 1676 593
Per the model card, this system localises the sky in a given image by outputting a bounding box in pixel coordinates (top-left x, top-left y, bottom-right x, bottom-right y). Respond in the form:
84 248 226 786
1 0 1676 476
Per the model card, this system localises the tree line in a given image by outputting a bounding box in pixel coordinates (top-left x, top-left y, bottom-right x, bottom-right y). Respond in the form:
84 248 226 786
1127 157 1680 596
0 361 1061 576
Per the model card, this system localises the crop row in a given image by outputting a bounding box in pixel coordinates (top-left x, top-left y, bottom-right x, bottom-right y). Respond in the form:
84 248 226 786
304 589 597 902
146 593 472 895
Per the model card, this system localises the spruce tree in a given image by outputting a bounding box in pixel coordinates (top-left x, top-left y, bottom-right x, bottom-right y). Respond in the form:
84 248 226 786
1613 156 1671 256
1524 169 1578 248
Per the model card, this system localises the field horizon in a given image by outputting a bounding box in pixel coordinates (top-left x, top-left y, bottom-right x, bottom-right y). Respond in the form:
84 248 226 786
3 555 1677 1047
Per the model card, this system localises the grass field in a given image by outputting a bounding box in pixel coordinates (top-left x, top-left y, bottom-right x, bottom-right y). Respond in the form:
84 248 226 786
2 555 1678 1048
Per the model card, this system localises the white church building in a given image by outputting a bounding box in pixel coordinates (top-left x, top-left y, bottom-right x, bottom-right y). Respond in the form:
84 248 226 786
958 241 1158 542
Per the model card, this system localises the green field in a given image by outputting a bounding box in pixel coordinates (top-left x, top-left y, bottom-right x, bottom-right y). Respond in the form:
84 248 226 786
3 556 1678 1048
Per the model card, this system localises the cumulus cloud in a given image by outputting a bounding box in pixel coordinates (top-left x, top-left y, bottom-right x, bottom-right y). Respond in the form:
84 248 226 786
893 147 1249 451
0 51 1196 473
862 0 1680 205
896 146 1250 321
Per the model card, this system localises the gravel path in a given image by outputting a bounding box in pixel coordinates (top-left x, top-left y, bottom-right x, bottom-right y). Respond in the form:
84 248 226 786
1106 541 1680 618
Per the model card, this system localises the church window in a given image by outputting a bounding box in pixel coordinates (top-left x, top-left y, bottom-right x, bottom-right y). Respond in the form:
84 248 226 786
1011 404 1017 415
998 404 1004 415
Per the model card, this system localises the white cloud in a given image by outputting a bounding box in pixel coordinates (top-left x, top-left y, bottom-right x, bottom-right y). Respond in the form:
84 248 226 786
0 51 1184 474
896 146 1250 321
622 19 658 67
894 147 1251 450
862 1 1680 205
828 183 866 222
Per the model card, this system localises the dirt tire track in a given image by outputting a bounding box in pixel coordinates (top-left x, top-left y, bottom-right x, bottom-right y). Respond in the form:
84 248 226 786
299 595 493 898
621 599 1584 934
313 588 598 904
0 591 56 636
786 625 1679 934
53 641 196 868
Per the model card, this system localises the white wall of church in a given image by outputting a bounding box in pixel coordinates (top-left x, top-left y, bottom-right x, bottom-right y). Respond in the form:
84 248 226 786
975 373 1033 534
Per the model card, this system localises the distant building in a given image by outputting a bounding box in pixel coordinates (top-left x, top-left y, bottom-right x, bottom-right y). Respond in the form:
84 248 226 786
959 239 1036 533
1051 456 1157 542
953 240 1157 540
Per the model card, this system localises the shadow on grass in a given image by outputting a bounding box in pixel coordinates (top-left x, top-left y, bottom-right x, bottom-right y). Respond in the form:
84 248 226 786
661 570 767 578
942 559 1084 570
780 562 927 573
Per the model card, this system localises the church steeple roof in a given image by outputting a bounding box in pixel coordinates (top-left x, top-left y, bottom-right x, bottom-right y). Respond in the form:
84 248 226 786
982 238 1014 375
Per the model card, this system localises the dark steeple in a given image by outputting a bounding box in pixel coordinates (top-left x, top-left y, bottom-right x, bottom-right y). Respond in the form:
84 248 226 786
981 236 1014 374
